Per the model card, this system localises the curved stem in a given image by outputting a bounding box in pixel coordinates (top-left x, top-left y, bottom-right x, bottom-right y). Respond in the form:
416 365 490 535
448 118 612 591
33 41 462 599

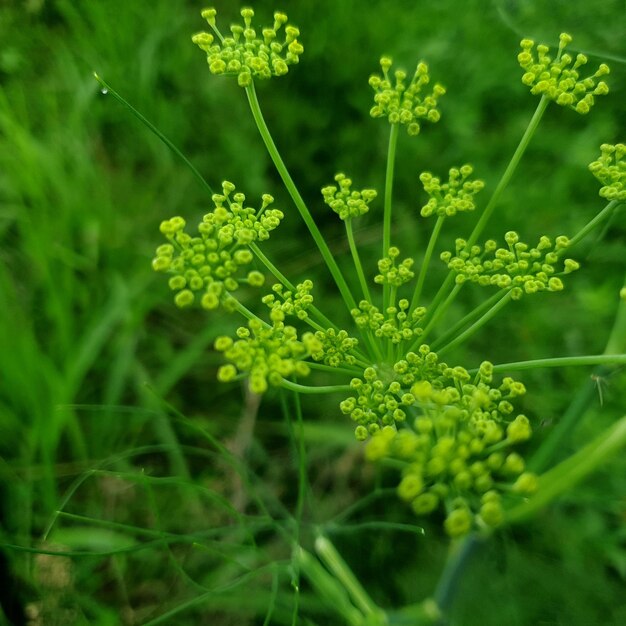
421 273 455 331
421 97 550 330
437 290 512 357
315 534 384 620
466 96 549 248
93 74 215 197
280 379 352 395
345 218 373 303
228 298 269 327
477 353 626 374
415 283 463 348
509 414 626 524
567 200 620 249
432 290 505 351
307 361 363 377
249 242 353 337
383 123 400 310
529 271 626 472
433 534 485 619
249 241 296 291
343 218 387 360
245 82 357 313
411 215 446 311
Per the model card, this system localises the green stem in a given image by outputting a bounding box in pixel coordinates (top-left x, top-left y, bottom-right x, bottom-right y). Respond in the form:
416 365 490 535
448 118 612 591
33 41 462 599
422 273 456 330
431 290 505 351
567 200 620 249
345 218 373 303
342 219 387 360
421 96 550 331
383 123 400 310
245 82 356 313
528 376 600 473
433 534 485 619
414 283 463 348
315 534 385 621
466 96 550 248
281 387 309 624
249 241 296 291
529 276 626 472
93 74 214 197
280 379 352 395
508 414 626 524
479 353 626 375
437 291 512 356
249 241 351 337
228 298 269 327
295 547 364 626
292 386 308 529
411 215 446 311
307 361 363 377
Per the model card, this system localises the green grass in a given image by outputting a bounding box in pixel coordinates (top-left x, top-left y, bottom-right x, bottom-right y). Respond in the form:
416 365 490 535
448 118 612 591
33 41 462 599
1 0 625 624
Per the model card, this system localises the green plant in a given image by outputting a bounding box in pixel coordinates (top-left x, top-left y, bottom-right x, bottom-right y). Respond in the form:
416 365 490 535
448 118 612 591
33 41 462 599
137 6 626 623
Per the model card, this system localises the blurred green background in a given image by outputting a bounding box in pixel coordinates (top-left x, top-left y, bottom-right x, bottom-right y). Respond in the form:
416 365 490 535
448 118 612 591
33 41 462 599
0 0 625 624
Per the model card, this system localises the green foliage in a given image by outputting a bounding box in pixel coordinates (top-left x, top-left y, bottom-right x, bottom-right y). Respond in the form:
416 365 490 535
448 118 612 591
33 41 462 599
1 1 625 625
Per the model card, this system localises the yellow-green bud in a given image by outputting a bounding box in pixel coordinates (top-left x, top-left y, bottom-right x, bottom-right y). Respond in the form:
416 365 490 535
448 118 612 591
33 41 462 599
444 508 473 537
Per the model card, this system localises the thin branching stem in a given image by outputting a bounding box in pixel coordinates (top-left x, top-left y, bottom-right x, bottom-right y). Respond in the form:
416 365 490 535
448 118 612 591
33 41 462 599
280 379 352 395
383 123 400 310
245 82 357 314
437 290 512 356
93 74 215 197
411 215 445 311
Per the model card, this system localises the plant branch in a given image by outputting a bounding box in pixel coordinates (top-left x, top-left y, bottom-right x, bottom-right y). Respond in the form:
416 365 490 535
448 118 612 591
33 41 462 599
245 82 357 314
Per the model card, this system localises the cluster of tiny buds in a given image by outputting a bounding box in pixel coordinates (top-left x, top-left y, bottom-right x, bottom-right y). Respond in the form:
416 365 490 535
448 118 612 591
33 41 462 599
262 281 314 321
215 318 320 394
588 143 625 201
369 57 446 135
375 247 415 287
441 232 580 299
351 299 426 345
518 33 610 114
311 329 359 368
153 181 282 310
321 173 377 220
357 358 536 536
419 165 485 218
192 7 303 86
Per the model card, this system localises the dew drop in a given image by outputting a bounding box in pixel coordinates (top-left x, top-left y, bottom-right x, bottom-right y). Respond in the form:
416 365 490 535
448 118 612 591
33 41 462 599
100 87 108 95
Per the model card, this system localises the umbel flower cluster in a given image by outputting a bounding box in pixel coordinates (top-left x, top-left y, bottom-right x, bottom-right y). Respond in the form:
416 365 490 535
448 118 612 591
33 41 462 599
152 181 281 310
419 165 484 217
518 32 609 113
192 7 303 86
442 232 580 298
153 13 620 536
369 57 446 135
364 360 535 536
588 143 626 201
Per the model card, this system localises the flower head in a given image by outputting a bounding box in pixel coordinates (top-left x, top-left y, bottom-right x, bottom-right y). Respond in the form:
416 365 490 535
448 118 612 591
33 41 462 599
518 33 610 113
369 57 445 135
215 318 320 393
419 165 484 218
588 143 625 201
322 173 377 220
360 357 536 536
192 7 303 86
441 233 579 299
153 181 282 310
